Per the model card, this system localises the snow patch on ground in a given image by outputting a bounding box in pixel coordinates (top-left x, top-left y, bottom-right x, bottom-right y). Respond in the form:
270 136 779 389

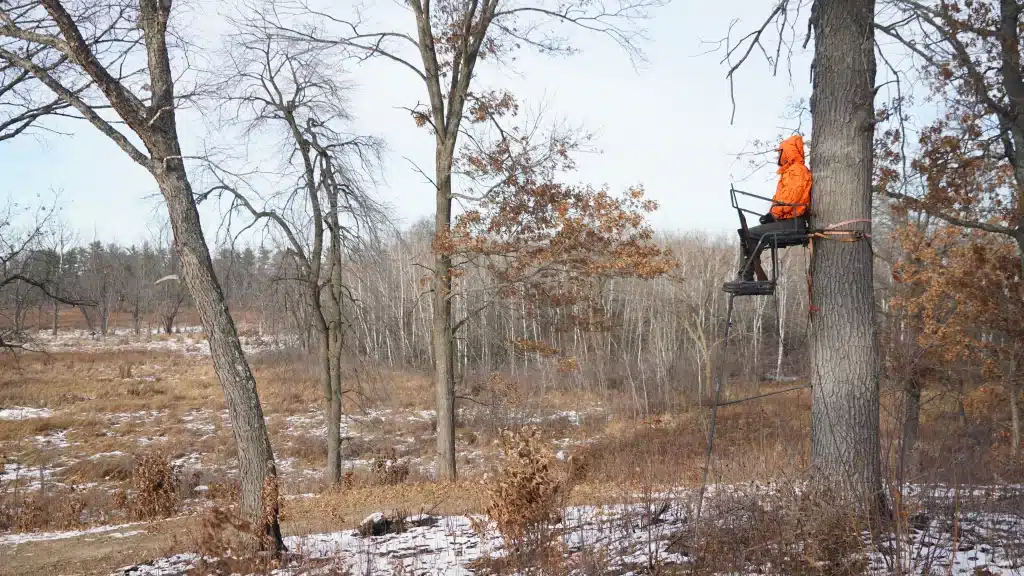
171 452 202 468
109 501 689 575
181 410 216 436
1 463 56 485
25 328 297 357
33 429 71 448
89 451 127 460
0 406 53 420
105 410 168 427
0 523 145 546
109 485 1024 576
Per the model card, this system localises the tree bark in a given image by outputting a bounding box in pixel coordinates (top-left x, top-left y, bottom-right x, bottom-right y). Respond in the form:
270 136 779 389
434 163 457 481
52 301 59 336
328 329 343 482
1010 375 1020 453
808 0 885 514
314 307 342 483
156 165 283 550
78 305 95 333
1008 345 1020 452
324 181 347 485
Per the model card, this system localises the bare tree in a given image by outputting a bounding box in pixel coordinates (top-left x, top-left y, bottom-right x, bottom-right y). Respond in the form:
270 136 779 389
40 215 77 335
0 1 283 550
118 243 159 335
0 198 90 349
203 25 385 484
261 0 665 480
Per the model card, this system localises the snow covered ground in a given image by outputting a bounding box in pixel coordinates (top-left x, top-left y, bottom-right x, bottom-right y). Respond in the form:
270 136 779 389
0 406 53 420
111 502 689 576
19 328 296 357
106 487 1024 576
0 523 145 546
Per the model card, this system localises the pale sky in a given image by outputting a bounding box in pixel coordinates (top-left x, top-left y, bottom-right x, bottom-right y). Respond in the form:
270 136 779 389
1 1 820 246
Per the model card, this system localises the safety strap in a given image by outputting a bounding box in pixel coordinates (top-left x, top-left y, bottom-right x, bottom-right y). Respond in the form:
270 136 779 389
805 218 873 314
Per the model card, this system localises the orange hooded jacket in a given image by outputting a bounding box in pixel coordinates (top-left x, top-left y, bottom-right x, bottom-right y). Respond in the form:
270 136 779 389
770 135 812 219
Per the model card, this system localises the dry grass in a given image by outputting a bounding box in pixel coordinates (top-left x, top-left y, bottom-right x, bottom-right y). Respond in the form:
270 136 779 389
114 453 186 521
2 339 1023 574
674 486 872 575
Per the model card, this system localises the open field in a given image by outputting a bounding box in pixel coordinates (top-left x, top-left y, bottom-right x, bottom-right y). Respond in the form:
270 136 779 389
1 327 1022 575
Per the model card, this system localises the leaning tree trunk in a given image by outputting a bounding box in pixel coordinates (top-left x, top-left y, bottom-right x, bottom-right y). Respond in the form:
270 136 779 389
78 305 95 333
154 161 283 551
808 0 885 514
433 161 457 482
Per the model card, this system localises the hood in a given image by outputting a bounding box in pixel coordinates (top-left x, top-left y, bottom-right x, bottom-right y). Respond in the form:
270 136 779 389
778 135 805 170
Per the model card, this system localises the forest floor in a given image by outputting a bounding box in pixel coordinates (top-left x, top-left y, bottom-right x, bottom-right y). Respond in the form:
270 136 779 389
1 328 1023 574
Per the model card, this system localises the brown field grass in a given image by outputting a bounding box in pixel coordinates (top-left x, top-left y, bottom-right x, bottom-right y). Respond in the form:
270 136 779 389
1 341 1022 575
0 306 264 333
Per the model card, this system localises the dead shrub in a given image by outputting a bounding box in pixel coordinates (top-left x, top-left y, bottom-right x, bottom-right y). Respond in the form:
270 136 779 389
370 448 410 486
206 479 241 507
0 483 102 533
258 465 281 550
680 486 868 575
186 505 280 576
115 453 181 520
485 425 567 571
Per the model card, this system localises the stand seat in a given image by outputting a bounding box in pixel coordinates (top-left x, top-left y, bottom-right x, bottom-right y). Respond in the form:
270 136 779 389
722 280 776 296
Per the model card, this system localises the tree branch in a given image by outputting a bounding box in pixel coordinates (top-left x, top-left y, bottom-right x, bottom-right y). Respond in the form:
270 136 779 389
885 191 1017 236
0 46 151 167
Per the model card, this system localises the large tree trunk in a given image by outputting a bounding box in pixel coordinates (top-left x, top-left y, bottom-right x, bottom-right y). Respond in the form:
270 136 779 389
52 301 59 336
100 292 110 336
1010 376 1020 452
313 288 343 485
328 323 343 482
315 319 342 483
154 164 283 551
434 164 457 482
1009 345 1020 452
325 210 346 485
808 0 885 514
1015 240 1024 452
78 305 95 333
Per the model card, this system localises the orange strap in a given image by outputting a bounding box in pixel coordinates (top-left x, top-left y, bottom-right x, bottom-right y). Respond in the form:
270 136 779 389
805 219 873 315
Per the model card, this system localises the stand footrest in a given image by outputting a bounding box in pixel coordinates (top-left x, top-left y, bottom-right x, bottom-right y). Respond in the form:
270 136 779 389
722 280 776 296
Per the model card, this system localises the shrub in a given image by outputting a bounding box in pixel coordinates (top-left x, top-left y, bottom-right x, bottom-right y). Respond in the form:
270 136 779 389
486 426 566 557
115 453 181 520
370 448 410 486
